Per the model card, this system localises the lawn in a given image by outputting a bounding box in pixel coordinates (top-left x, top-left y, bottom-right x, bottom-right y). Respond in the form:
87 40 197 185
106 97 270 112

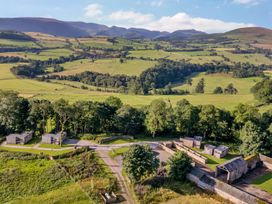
38 143 73 149
0 146 73 156
54 58 156 76
252 172 272 194
203 153 239 170
109 147 129 158
0 39 39 48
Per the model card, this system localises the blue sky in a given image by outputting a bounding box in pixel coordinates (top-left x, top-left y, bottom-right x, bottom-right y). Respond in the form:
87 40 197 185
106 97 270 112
1 0 271 33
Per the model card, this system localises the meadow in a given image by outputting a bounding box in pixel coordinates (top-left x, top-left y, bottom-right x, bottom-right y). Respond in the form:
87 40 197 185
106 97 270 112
55 58 157 76
0 149 118 204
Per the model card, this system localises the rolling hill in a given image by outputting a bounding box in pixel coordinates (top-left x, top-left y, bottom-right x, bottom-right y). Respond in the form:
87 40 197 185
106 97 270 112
0 17 205 39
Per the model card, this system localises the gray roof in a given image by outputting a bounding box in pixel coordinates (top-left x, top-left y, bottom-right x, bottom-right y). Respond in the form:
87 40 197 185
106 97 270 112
205 144 216 149
215 145 229 152
217 157 246 172
7 132 32 139
43 132 65 139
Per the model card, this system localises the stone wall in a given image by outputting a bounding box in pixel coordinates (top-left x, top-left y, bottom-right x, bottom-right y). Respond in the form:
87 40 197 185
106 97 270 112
187 168 260 204
260 154 272 170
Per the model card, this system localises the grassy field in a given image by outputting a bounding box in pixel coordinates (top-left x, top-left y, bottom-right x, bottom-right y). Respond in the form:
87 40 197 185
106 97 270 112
109 147 129 158
174 72 261 94
252 172 272 194
0 146 73 156
0 149 118 203
0 48 74 60
54 58 156 76
0 39 39 48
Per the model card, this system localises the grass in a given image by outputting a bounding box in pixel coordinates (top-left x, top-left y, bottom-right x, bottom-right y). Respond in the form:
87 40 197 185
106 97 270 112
0 48 74 60
109 147 129 158
54 58 156 76
252 172 272 194
174 72 261 95
38 143 73 149
0 146 73 156
203 153 239 170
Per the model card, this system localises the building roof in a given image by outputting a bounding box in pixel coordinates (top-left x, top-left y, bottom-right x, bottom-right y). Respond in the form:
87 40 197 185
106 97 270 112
217 157 247 172
7 132 32 139
43 132 66 139
215 145 229 152
205 144 216 149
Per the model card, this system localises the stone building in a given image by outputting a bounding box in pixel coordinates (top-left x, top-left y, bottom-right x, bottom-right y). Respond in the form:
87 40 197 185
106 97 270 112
42 132 67 145
214 145 229 158
6 131 33 144
204 144 216 155
215 157 248 183
181 136 203 149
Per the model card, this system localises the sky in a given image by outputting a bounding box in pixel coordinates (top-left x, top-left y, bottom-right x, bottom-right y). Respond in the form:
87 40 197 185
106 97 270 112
0 0 271 33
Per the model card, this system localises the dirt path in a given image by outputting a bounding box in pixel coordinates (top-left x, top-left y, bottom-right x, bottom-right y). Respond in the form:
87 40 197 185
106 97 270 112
96 149 135 204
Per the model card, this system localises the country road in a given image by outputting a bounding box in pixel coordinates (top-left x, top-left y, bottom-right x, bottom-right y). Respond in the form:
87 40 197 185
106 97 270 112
97 149 135 204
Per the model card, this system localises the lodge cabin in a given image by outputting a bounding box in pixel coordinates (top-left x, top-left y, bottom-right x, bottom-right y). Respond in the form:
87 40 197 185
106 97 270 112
42 132 67 145
6 131 33 144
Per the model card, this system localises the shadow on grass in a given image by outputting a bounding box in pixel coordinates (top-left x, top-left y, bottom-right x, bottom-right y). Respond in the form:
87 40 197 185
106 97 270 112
252 172 272 185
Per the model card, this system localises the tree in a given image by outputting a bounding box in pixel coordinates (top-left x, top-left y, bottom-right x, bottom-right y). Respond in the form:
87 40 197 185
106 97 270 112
167 152 192 181
53 99 72 146
116 105 144 135
0 91 29 133
105 96 123 110
174 99 199 136
213 87 223 94
224 83 238 95
123 145 159 182
233 104 260 129
240 121 264 156
145 99 173 137
28 100 53 134
251 78 272 103
195 78 205 93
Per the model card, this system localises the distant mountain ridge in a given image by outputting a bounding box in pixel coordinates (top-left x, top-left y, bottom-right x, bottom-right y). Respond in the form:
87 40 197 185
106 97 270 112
0 17 205 39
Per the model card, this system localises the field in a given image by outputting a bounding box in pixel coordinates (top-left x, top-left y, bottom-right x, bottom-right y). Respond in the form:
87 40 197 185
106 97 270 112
252 172 272 194
54 58 157 76
0 149 118 203
0 48 74 60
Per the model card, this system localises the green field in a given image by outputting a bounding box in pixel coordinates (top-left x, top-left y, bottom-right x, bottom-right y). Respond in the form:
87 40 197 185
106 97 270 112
0 48 74 60
0 149 118 203
0 39 39 48
252 172 272 193
54 58 156 76
174 72 261 94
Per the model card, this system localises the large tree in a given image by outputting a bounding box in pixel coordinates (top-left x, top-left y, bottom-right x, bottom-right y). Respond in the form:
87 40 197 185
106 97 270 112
145 99 173 137
53 99 72 146
233 104 260 129
28 100 53 134
251 78 272 104
174 99 199 136
0 91 29 133
167 152 192 181
123 145 159 182
195 78 205 93
105 96 123 110
116 105 144 135
240 121 264 156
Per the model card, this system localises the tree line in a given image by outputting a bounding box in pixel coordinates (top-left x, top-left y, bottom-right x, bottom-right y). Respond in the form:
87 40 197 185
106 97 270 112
0 91 271 156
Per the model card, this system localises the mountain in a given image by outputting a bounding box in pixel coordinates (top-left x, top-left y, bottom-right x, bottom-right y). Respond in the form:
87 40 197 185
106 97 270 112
225 27 272 40
155 29 206 40
0 17 206 39
0 18 89 37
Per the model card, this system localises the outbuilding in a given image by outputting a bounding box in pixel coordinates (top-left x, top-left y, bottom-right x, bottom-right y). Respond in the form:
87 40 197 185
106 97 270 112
42 132 67 145
204 144 216 155
215 157 248 183
214 145 229 158
6 131 33 144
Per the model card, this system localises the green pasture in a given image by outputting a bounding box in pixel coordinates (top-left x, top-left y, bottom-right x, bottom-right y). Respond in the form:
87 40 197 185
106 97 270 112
174 72 261 94
55 58 156 76
0 39 39 48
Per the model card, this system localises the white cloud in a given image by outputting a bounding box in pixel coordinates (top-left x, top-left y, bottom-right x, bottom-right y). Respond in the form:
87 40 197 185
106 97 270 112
232 0 262 5
84 4 103 18
108 11 254 33
109 11 154 24
151 0 164 7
